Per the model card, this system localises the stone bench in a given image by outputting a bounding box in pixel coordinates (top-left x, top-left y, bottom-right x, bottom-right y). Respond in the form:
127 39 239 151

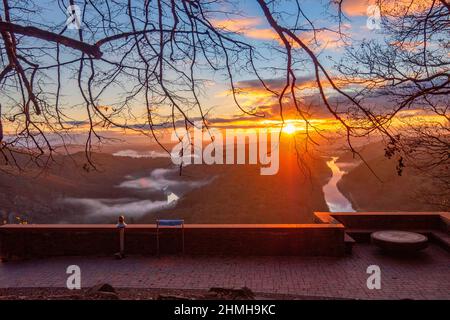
371 230 428 252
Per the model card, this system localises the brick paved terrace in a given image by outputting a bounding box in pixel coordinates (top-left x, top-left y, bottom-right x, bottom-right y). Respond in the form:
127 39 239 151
0 212 448 299
0 243 448 300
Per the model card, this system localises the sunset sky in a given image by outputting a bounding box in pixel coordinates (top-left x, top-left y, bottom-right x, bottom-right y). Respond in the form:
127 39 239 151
1 0 443 138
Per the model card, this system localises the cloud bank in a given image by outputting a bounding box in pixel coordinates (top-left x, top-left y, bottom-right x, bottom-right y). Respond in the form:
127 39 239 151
63 197 172 218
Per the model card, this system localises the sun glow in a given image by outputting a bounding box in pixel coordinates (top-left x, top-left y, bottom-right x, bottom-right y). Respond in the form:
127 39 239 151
282 123 297 135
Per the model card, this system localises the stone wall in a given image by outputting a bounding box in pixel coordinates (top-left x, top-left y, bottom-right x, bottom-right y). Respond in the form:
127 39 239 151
321 212 449 230
3 212 447 260
315 212 450 246
0 224 346 260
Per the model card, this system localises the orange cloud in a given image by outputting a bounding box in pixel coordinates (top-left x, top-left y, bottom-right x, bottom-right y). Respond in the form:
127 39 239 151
390 40 425 51
341 0 372 16
341 0 437 16
211 18 278 41
211 18 344 50
296 30 343 49
217 77 354 120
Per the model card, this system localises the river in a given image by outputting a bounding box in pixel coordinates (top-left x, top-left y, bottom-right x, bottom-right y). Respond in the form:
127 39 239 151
323 157 355 212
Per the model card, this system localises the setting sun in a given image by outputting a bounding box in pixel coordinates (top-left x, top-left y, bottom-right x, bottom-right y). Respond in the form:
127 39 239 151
282 123 297 134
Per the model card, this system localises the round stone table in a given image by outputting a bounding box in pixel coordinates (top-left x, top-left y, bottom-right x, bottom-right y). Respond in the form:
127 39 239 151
371 230 428 252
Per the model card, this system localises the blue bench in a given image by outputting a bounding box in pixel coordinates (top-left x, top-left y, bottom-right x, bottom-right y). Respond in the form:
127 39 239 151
156 219 185 254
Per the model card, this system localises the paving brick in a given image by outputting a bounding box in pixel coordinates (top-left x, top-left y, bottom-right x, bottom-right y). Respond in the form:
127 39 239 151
0 244 448 299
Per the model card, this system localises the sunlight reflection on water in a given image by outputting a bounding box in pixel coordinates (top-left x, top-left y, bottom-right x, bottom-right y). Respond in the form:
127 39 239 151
323 157 355 212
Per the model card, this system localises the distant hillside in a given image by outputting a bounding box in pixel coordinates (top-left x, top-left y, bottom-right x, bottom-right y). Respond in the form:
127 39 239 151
337 142 444 212
145 154 331 224
0 145 331 224
336 141 385 164
0 152 172 223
